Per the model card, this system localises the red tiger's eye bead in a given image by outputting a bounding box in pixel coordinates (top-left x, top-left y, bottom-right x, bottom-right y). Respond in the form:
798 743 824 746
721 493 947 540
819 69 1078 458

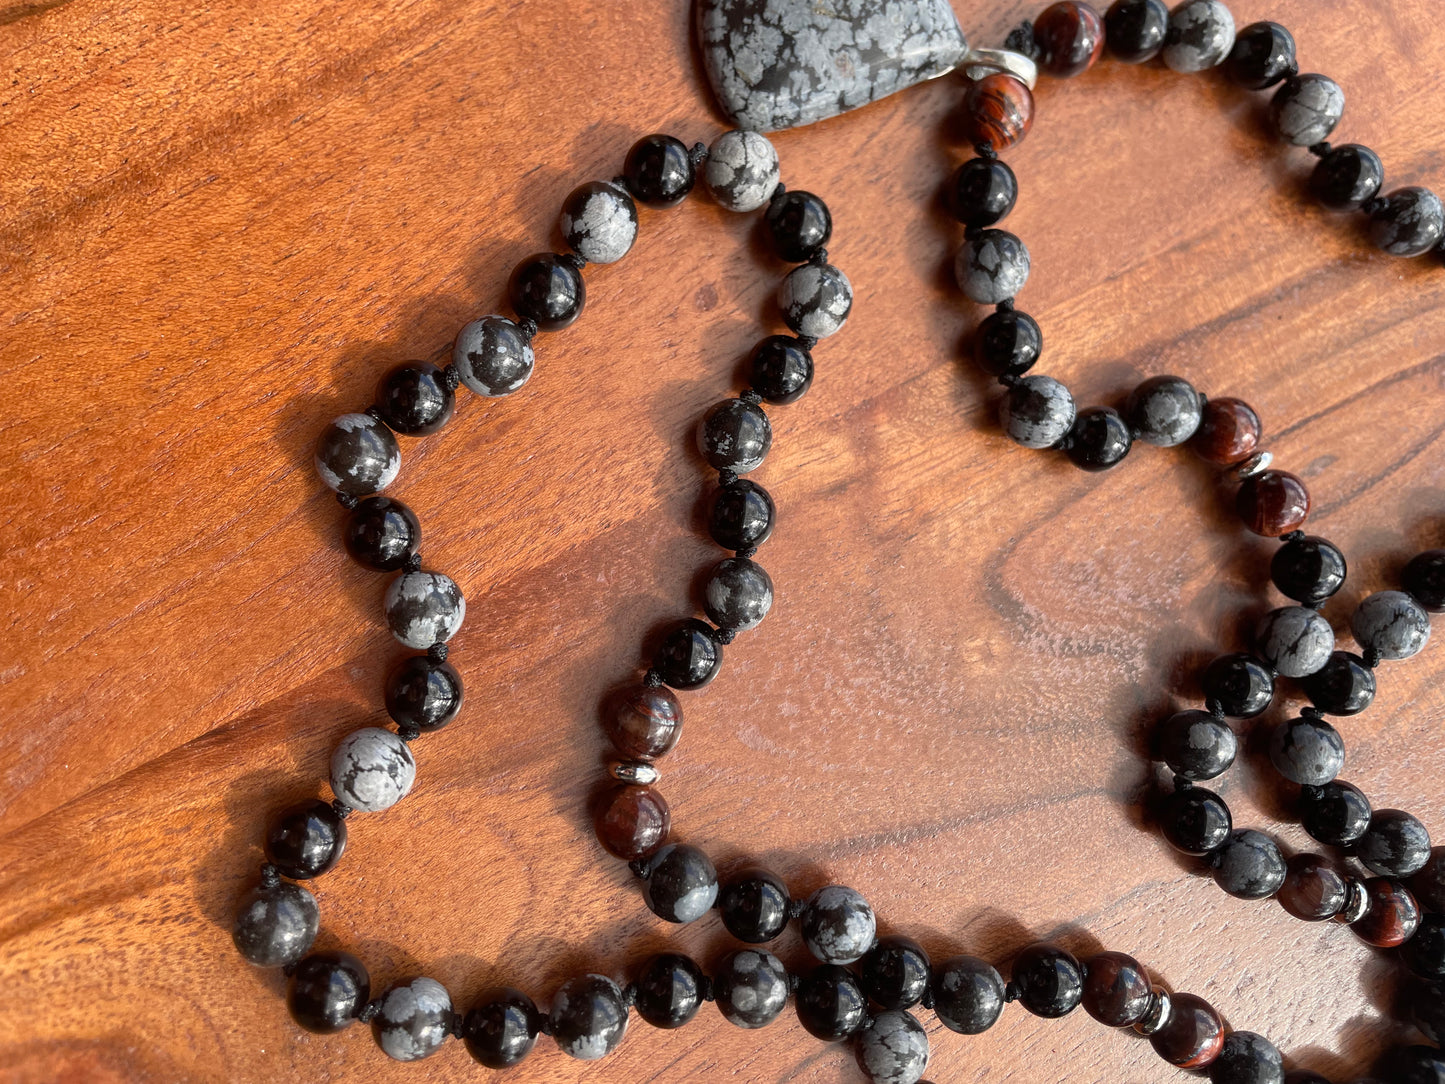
962 74 1035 151
1149 992 1225 1068
594 785 671 860
1237 469 1311 536
1351 878 1422 947
1034 2 1106 77
603 685 683 760
1191 397 1262 465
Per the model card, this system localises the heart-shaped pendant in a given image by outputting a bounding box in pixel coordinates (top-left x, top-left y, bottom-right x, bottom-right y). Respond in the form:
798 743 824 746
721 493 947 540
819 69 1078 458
696 0 969 132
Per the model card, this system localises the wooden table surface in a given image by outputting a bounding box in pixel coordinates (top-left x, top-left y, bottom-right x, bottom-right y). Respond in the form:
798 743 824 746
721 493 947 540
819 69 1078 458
3 0 1445 1081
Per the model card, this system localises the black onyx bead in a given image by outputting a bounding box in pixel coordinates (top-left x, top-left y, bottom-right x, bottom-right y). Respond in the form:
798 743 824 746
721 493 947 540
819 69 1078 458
633 953 705 1029
1064 406 1132 471
1301 779 1372 847
1309 144 1384 212
343 496 420 572
507 253 585 332
653 619 723 690
1412 848 1445 912
1209 1030 1285 1084
1212 829 1287 900
1105 0 1169 63
709 479 775 551
1160 786 1232 856
462 988 538 1068
933 955 1006 1034
947 158 1018 228
643 843 719 923
623 134 695 207
374 361 454 436
749 336 814 405
265 799 348 879
860 936 931 1010
1223 21 1296 89
1300 651 1375 716
1271 535 1347 604
1201 653 1274 718
718 867 791 943
765 190 832 262
973 309 1041 379
1158 709 1237 782
796 964 868 1041
1405 549 1445 612
698 399 772 474
1010 942 1084 1018
1402 914 1445 981
287 951 370 1034
1358 810 1432 878
384 654 464 732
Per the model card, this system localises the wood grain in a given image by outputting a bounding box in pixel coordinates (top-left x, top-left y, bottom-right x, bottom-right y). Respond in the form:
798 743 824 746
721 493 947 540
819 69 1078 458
2 0 1444 1081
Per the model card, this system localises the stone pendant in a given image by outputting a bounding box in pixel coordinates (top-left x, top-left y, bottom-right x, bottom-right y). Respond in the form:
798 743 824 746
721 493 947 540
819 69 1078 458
696 0 968 133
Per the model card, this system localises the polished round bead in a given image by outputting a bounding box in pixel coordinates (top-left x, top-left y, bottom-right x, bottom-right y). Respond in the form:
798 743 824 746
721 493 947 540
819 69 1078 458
860 936 930 1010
1271 536 1346 604
1401 913 1445 980
633 953 705 1029
1412 848 1445 912
961 74 1035 151
1387 1046 1445 1084
1202 653 1275 718
1271 74 1344 147
713 949 790 1028
315 412 401 496
955 229 1029 305
643 843 718 923
653 618 722 690
232 880 318 967
1309 144 1385 212
1081 951 1152 1027
1011 943 1084 1018
796 964 867 1041
623 134 695 207
452 315 535 397
704 130 779 213
462 988 538 1068
1125 375 1202 447
1212 829 1287 900
1157 709 1237 781
856 1010 930 1084
384 654 464 732
264 799 348 879
1064 406 1133 471
1370 187 1445 257
709 479 775 550
1301 780 1372 847
344 496 420 572
507 253 585 332
1255 606 1334 678
604 685 683 761
1408 980 1445 1044
749 336 814 404
1209 1031 1284 1084
1278 853 1348 920
375 362 453 436
973 309 1041 378
330 727 415 812
718 867 791 943
933 955 1006 1034
1150 991 1224 1068
703 557 773 631
384 569 465 648
1237 470 1311 537
372 977 452 1062
800 885 876 965
1224 20 1295 88
1162 0 1236 73
698 399 772 474
1352 878 1421 948
948 157 1018 228
765 191 832 263
1191 396 1261 465
549 974 628 1060
560 180 637 265
1105 0 1169 63
1352 590 1432 660
1033 2 1106 77
1359 810 1432 878
1160 785 1232 855
1404 549 1445 612
287 951 370 1034
778 262 853 339
1269 715 1345 786
999 375 1075 449
593 784 670 861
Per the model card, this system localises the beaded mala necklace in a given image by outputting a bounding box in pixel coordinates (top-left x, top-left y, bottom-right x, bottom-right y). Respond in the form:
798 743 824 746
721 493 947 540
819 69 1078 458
230 2 1445 1082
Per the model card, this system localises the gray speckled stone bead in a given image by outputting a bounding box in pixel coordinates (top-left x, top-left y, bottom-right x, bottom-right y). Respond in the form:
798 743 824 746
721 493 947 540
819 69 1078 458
560 181 638 265
315 413 401 496
384 570 465 648
713 948 790 1028
330 726 416 812
704 557 773 630
1271 74 1344 147
704 131 780 212
954 229 1029 305
1211 829 1286 900
550 974 628 1060
452 315 535 397
801 884 876 964
1255 605 1334 678
1352 590 1432 660
778 262 853 339
1125 375 1203 447
1269 715 1345 785
856 1010 930 1084
999 375 1075 450
372 977 452 1061
1162 0 1235 72
232 881 319 967
1370 187 1445 258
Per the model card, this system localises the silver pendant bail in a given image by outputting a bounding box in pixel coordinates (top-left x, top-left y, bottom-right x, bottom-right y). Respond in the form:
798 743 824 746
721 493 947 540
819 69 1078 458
959 47 1039 89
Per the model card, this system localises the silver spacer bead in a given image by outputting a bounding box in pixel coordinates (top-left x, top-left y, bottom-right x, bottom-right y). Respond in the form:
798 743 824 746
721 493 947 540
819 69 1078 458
1133 989 1173 1036
1233 450 1274 480
959 47 1038 90
609 760 659 786
1335 877 1372 925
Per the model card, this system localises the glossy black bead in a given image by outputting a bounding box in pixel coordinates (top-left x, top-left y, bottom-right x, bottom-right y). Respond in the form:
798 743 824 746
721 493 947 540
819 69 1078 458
708 479 775 550
1271 535 1346 604
633 953 705 1029
765 190 832 262
653 618 723 690
1158 709 1237 782
1201 653 1275 718
462 988 538 1068
947 158 1017 228
287 951 370 1034
549 975 628 1060
1010 942 1084 1018
507 253 585 332
698 398 772 472
343 496 420 572
860 936 930 1010
973 309 1041 378
718 867 791 943
1209 1030 1285 1084
1406 980 1445 1044
623 134 696 207
749 336 814 404
1105 0 1169 63
796 964 868 1040
643 843 719 923
1212 829 1287 900
384 654 464 732
1300 651 1376 717
1358 810 1432 878
1386 1045 1445 1084
1370 187 1445 258
1402 914 1445 981
1064 406 1132 471
1300 779 1372 847
1161 785 1232 856
1309 144 1384 212
1404 549 1445 612
265 799 348 879
1223 21 1296 89
374 361 454 436
932 955 1006 1034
